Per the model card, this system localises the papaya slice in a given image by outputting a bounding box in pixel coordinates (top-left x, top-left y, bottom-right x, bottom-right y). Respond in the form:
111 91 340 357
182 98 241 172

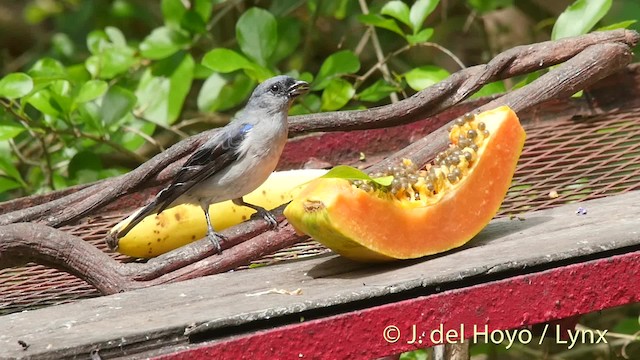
284 106 526 262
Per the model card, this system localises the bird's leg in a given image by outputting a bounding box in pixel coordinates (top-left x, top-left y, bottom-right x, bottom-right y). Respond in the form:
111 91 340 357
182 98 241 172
200 201 225 254
232 197 278 229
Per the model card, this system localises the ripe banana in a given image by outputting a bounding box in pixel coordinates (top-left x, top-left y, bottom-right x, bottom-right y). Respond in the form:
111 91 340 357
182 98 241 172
110 169 328 258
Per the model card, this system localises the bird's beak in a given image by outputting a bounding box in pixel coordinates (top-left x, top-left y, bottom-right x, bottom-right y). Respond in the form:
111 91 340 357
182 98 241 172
288 80 310 98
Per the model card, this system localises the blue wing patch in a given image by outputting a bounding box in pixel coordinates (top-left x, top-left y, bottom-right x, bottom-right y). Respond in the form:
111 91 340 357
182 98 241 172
240 123 253 134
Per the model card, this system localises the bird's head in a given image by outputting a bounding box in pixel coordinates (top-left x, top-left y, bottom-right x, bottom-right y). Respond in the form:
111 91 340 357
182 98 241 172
247 75 309 112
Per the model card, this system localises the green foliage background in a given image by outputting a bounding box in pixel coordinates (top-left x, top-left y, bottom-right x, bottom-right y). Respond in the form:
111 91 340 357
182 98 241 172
0 0 637 199
0 1 639 358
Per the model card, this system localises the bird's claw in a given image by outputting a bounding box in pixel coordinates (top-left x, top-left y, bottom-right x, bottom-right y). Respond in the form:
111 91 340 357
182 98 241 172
207 230 226 254
257 209 278 229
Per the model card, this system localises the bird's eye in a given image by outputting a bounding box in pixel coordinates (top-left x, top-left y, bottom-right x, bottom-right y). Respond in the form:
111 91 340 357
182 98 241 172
270 84 280 93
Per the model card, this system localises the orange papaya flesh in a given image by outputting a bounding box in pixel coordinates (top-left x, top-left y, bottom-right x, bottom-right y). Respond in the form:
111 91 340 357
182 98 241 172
283 106 526 262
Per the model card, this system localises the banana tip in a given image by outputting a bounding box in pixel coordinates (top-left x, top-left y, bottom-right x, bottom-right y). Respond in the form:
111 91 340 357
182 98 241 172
105 231 120 251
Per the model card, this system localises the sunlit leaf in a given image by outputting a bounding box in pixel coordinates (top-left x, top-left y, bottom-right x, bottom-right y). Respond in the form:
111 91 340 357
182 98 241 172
135 52 194 125
358 14 405 37
409 0 439 34
321 165 393 186
202 48 273 81
161 0 187 28
76 80 108 103
596 20 637 31
321 78 355 111
198 73 255 112
236 7 278 67
470 81 506 99
140 26 191 60
357 79 399 102
404 65 449 91
0 125 25 141
552 0 612 40
313 50 360 90
0 73 33 99
406 28 433 45
381 1 411 28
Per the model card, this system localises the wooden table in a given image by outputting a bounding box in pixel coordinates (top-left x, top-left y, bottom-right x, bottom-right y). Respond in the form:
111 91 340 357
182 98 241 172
1 190 638 359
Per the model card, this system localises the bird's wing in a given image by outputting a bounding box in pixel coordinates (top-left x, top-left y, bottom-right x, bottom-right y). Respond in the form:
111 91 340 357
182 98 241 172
116 123 253 238
154 122 253 212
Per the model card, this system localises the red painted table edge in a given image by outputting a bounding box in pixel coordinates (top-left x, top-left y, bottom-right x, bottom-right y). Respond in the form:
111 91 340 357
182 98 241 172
155 250 640 360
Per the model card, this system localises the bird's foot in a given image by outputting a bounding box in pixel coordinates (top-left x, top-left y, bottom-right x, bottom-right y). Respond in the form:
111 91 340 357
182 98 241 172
207 230 226 254
256 209 278 229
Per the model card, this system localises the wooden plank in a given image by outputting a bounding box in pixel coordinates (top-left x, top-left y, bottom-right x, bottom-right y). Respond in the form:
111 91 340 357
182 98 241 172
1 190 640 359
155 251 640 360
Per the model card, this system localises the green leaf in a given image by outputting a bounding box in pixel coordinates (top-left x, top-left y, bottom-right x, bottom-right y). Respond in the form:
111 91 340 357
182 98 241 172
470 80 506 99
111 0 136 18
0 73 34 99
321 165 393 186
0 157 25 185
0 177 21 193
409 0 439 34
202 48 273 81
29 58 66 80
140 26 190 60
161 0 187 28
47 80 72 114
358 14 405 37
85 47 137 79
290 93 321 115
357 79 399 102
203 49 254 72
596 19 637 31
236 7 278 67
100 85 136 126
51 33 75 58
77 101 104 133
321 165 372 181
25 89 60 117
197 73 255 112
193 0 214 22
404 65 450 91
0 125 25 141
513 71 541 90
197 73 227 112
406 28 434 45
270 17 302 65
180 10 207 34
68 151 102 180
105 26 127 47
381 1 411 28
467 0 513 13
114 118 156 151
76 80 108 103
552 0 612 40
135 52 194 125
313 50 360 90
321 78 355 111
87 30 108 55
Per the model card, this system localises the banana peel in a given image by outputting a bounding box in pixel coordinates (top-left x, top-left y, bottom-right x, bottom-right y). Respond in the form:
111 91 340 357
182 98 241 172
110 169 328 258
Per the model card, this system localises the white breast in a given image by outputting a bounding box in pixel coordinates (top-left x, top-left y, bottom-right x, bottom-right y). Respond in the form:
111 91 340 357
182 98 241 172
188 113 289 203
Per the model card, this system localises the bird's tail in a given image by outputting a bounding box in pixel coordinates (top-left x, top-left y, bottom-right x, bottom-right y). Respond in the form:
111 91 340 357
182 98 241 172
106 199 161 250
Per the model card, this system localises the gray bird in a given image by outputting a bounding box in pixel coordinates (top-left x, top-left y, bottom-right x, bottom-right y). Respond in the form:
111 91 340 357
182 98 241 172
113 75 309 253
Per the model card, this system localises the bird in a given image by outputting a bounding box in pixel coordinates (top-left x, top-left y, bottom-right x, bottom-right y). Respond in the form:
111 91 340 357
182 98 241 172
113 75 309 253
